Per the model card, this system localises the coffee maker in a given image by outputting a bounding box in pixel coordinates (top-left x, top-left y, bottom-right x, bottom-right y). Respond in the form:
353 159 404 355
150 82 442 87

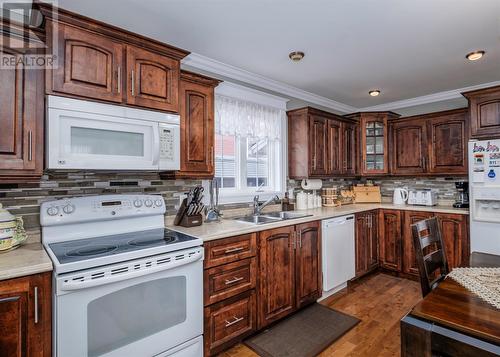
453 181 469 208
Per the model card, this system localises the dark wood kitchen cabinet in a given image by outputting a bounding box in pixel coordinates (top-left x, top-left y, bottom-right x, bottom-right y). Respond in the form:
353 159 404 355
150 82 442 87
402 211 435 277
0 31 44 182
309 115 329 176
390 118 428 175
427 109 468 174
342 120 359 176
295 222 321 309
258 225 296 328
0 273 51 357
327 119 342 175
378 209 402 272
390 109 468 176
44 6 189 112
125 45 179 112
288 107 358 178
203 234 257 356
355 211 378 278
172 71 220 179
258 221 321 329
437 213 469 269
463 85 500 139
347 112 400 176
49 23 124 103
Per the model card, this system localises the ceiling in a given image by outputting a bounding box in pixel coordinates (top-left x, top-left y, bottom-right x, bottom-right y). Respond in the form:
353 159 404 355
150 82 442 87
57 0 500 112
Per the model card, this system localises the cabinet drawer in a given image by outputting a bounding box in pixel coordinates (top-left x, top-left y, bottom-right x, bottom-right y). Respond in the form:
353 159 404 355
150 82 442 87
204 234 257 268
204 258 256 306
204 291 256 356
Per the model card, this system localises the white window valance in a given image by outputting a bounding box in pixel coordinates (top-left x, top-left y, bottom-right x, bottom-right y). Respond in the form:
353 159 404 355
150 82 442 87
215 94 285 142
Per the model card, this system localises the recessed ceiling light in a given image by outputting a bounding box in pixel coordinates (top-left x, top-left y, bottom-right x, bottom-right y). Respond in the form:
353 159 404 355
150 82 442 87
369 90 381 97
289 51 305 62
466 50 485 61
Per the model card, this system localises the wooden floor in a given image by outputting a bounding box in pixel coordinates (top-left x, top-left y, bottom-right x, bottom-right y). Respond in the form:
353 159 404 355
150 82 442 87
218 273 422 357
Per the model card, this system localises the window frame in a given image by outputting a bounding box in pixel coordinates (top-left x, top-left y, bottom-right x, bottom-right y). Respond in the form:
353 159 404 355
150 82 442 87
208 82 288 204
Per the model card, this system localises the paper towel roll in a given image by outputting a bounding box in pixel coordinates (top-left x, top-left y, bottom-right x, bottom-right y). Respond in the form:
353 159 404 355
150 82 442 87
301 179 323 191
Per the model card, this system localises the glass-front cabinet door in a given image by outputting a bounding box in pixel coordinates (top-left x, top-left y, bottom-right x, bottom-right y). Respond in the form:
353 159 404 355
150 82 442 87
359 112 400 175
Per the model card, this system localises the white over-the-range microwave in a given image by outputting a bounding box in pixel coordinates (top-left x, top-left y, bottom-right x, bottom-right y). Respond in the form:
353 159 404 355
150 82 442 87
46 95 180 171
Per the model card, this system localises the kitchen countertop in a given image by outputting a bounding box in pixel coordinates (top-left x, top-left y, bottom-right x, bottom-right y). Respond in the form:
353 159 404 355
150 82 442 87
0 242 53 281
167 203 469 242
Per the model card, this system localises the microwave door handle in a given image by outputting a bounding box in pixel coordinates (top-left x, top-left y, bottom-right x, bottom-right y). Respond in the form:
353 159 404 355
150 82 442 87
153 125 160 166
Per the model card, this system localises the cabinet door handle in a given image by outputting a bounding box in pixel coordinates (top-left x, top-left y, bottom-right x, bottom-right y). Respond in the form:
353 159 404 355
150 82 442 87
225 316 244 328
34 286 39 324
224 247 244 254
224 277 244 285
117 66 121 94
299 231 302 248
210 146 214 166
28 130 33 161
131 70 135 96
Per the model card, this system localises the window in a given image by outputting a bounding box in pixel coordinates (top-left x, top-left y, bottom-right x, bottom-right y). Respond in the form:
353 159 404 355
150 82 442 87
213 83 287 203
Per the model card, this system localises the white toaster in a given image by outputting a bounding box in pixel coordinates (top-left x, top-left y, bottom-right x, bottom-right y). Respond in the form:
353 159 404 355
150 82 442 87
407 190 438 206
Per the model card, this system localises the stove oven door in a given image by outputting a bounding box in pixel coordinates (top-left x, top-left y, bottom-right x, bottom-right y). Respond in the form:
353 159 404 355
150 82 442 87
54 249 203 357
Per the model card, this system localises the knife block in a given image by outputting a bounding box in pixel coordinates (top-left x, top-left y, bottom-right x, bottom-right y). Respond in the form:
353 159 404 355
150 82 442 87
174 198 203 227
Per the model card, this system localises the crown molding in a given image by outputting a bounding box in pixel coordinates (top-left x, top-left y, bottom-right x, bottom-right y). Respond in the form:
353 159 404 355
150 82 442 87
183 53 500 114
182 52 357 114
359 80 500 111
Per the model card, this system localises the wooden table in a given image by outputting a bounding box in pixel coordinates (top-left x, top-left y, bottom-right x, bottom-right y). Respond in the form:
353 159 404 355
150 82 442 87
401 252 500 356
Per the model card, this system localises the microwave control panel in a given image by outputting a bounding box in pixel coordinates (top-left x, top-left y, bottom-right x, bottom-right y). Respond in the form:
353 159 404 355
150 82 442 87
159 123 180 170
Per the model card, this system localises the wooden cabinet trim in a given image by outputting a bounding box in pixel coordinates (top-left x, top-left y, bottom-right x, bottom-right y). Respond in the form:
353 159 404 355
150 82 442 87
204 258 256 306
204 234 257 269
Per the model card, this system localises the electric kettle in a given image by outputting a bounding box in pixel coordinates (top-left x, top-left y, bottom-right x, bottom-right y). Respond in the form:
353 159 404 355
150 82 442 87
393 188 408 205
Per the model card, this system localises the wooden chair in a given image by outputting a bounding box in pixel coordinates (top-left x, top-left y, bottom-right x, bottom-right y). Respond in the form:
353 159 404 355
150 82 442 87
411 217 449 297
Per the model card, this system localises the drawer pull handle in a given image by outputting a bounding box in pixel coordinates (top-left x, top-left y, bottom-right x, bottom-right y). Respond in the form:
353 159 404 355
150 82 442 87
225 316 244 327
224 247 244 254
224 277 244 285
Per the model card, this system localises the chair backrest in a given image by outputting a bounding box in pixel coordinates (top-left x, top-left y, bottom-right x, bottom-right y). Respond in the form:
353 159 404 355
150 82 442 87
411 217 449 297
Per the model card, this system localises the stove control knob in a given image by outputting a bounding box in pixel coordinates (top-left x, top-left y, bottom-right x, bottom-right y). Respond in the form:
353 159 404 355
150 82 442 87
144 199 153 208
155 199 163 207
63 204 75 214
47 206 59 216
133 200 143 208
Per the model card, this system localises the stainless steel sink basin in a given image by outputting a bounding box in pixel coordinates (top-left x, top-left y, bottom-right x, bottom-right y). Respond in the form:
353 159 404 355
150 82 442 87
262 211 313 220
235 215 282 225
235 211 313 225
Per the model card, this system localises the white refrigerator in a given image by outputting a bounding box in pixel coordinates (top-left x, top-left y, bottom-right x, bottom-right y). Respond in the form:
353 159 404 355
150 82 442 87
468 139 500 255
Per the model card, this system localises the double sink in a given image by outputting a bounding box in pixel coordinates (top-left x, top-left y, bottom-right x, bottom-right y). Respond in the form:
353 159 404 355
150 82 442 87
236 211 313 225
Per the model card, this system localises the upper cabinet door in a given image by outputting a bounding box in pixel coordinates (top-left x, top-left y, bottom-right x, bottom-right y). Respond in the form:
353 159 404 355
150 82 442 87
361 116 388 175
391 120 427 175
308 115 328 176
126 45 179 112
178 76 214 177
463 86 500 139
342 121 358 176
326 119 342 175
0 45 43 179
51 23 123 102
427 111 468 174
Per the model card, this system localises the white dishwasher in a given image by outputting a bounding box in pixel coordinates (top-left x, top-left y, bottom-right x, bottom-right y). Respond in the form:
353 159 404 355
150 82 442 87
321 215 355 300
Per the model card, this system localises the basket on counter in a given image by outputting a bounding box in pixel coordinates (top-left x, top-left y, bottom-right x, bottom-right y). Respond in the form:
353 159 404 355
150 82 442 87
0 204 28 253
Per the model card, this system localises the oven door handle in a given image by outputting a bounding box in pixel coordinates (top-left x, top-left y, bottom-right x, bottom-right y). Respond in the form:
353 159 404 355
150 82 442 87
60 250 203 291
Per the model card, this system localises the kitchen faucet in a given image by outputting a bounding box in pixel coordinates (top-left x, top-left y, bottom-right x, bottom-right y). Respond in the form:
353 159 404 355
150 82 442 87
253 195 280 216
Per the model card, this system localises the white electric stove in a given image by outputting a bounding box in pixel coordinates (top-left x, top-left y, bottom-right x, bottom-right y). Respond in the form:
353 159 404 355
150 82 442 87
41 194 204 357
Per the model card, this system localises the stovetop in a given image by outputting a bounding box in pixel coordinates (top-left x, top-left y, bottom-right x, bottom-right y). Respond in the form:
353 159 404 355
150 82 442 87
49 228 199 266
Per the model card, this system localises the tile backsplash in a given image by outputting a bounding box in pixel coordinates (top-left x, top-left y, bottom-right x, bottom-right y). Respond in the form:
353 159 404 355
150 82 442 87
0 171 465 231
0 172 201 230
288 176 465 204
